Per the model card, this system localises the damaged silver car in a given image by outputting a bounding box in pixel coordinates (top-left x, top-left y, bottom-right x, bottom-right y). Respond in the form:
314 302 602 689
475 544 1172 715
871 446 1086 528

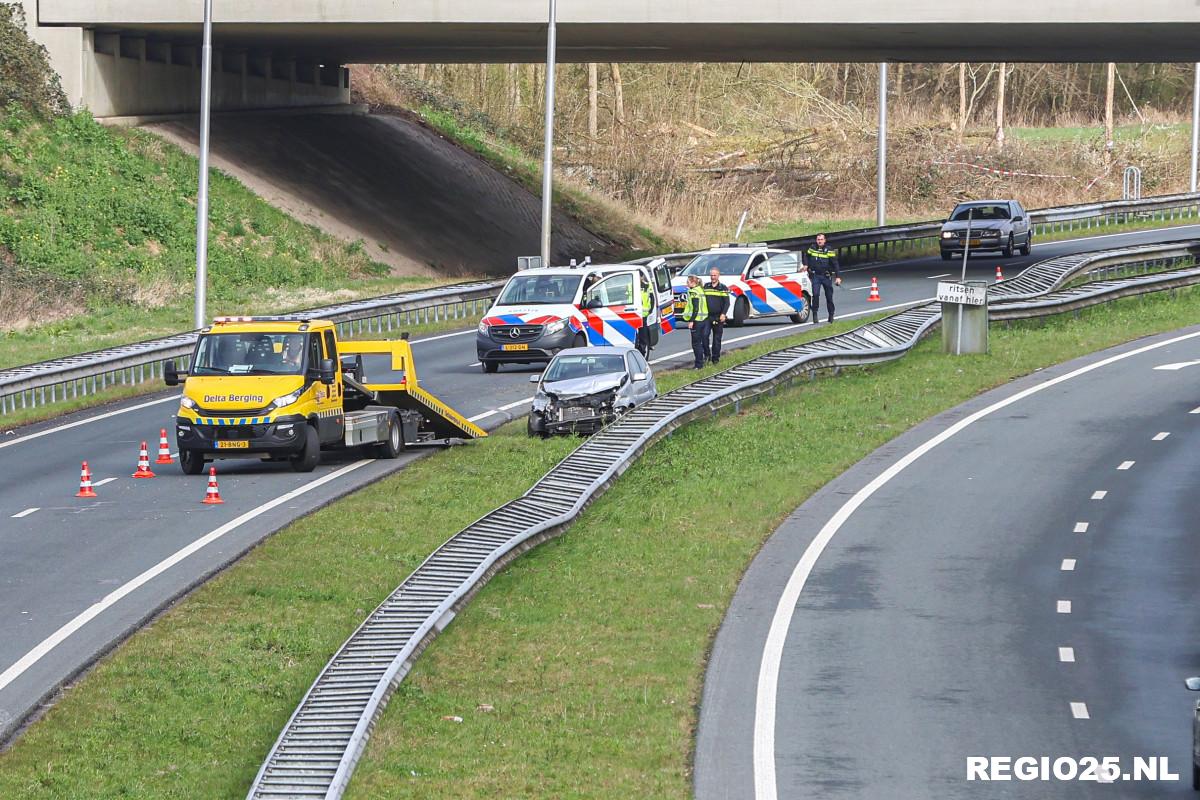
527 347 657 437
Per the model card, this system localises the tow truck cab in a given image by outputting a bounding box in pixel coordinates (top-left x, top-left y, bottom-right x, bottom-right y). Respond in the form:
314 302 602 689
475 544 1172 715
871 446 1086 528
166 316 485 474
476 261 675 373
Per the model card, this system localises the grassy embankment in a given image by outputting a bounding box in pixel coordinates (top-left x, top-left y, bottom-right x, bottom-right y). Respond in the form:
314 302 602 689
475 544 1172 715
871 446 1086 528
1 282 1199 797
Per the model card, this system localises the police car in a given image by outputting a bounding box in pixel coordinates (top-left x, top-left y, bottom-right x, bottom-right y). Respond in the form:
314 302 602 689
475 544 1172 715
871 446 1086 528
476 260 675 373
671 244 813 326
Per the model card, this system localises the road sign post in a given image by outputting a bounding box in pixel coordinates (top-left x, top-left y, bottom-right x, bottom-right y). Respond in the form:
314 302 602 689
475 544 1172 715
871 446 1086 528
938 280 989 355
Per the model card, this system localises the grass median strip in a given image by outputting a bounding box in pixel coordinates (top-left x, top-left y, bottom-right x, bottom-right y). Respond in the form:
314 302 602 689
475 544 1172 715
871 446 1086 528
2 289 1199 798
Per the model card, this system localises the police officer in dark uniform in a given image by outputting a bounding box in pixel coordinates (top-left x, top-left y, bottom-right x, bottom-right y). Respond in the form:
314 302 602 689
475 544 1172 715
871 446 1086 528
804 233 841 323
702 267 730 364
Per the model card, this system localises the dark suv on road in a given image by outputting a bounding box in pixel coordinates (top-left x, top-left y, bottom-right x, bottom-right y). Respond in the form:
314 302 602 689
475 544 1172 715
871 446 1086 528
940 200 1032 260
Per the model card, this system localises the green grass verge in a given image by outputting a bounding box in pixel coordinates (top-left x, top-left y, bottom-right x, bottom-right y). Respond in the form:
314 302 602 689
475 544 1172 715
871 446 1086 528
1008 122 1188 145
2 287 1199 798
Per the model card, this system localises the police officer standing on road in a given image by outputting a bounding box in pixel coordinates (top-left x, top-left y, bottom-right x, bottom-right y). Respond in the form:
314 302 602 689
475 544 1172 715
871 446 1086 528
680 275 708 369
703 267 730 365
804 233 841 323
636 278 654 358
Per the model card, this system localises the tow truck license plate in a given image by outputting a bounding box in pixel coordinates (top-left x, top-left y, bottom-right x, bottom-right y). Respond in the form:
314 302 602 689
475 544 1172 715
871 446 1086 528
502 344 529 351
216 441 250 449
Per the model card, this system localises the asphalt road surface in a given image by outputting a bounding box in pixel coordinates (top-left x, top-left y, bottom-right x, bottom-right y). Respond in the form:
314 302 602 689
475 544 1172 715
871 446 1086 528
1 224 1198 743
695 324 1200 799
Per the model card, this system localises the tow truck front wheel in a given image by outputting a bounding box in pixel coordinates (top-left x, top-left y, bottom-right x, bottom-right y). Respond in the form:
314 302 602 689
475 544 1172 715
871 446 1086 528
375 413 404 459
290 425 320 472
179 449 206 476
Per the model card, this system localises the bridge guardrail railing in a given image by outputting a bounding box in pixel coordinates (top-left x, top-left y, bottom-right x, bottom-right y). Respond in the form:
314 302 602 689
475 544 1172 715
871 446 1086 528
246 239 1200 800
0 279 505 418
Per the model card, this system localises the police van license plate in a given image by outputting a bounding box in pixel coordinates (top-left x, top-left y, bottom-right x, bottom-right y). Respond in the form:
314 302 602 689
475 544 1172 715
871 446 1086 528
673 300 686 313
216 441 250 449
502 344 529 351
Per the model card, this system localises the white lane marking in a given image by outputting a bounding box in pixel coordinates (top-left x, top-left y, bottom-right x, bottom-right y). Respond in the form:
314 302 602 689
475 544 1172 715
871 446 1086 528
927 273 954 279
1057 600 1072 614
847 285 871 291
467 398 530 423
1074 522 1089 533
1059 647 1076 663
92 477 118 488
650 298 933 367
1070 702 1090 720
468 362 481 367
1061 559 1076 571
1117 460 1135 470
0 459 371 695
10 507 38 519
0 396 178 452
1153 359 1200 371
1091 490 1107 500
1191 406 1200 414
411 328 476 344
754 328 1200 800
1152 431 1170 441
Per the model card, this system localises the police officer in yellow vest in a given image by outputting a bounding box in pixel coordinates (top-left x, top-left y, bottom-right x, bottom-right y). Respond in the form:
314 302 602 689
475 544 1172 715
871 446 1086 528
680 275 708 369
636 281 654 357
703 267 731 365
804 233 841 323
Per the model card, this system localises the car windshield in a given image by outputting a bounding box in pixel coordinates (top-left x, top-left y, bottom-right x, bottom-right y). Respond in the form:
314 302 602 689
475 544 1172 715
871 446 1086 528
192 332 306 376
950 204 1010 221
681 253 748 277
497 274 583 305
543 354 626 383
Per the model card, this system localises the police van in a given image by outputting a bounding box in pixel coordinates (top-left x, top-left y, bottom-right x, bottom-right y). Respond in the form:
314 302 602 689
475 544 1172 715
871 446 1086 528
476 260 675 373
671 244 813 326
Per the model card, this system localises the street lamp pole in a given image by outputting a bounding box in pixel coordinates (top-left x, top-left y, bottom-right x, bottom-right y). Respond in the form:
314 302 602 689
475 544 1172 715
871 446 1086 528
193 0 214 328
539 0 557 268
877 62 888 227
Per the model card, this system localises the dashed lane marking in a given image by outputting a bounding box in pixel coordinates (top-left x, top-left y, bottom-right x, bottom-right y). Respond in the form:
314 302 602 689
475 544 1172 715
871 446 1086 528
927 273 954 279
1117 461 1135 470
0 396 178 452
1070 702 1090 720
1057 600 1072 614
467 398 531 423
1153 432 1170 441
1091 490 1107 500
1061 559 1076 571
1059 647 1075 663
10 507 38 519
92 478 118 488
1191 406 1200 414
1074 522 1089 533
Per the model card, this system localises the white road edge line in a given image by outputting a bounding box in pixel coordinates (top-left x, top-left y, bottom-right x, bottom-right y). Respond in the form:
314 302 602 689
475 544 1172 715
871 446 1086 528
1191 406 1200 414
1153 431 1170 441
1070 702 1090 720
1057 600 1072 614
10 507 38 519
751 328 1200 800
1091 490 1107 500
926 273 954 279
0 459 371 695
1061 559 1076 571
1059 647 1075 663
1117 460 1135 470
92 477 119 488
411 328 476 344
467 398 531 423
0 395 178 452
1074 522 1089 533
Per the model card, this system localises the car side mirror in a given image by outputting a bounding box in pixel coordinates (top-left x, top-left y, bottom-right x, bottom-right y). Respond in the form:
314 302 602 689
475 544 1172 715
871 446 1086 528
1013 216 1024 222
164 361 185 387
750 267 766 278
632 372 647 382
319 358 336 385
585 297 603 309
529 374 541 383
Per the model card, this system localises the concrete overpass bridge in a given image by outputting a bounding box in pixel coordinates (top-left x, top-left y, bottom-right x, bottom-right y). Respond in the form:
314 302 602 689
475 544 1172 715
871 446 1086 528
19 0 1200 117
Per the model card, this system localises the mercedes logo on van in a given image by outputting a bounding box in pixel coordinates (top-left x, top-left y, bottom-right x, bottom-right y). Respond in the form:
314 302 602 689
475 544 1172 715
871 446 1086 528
510 328 522 338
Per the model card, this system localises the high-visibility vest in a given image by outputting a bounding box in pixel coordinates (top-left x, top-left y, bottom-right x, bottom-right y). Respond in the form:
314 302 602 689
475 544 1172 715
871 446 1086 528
806 246 838 275
641 286 653 316
681 285 706 321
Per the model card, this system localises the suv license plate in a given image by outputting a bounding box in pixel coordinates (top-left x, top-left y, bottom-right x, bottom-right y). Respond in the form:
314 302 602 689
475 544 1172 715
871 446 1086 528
216 441 250 449
502 344 529 351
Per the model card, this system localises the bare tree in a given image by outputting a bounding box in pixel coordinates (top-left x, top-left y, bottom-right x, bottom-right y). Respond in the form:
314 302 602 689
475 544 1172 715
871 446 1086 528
508 63 521 117
587 63 599 139
994 63 1007 147
610 63 626 133
958 63 967 143
1104 62 1116 160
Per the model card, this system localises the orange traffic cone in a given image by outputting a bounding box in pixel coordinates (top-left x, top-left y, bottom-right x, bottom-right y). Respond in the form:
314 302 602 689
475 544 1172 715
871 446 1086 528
155 429 173 465
132 441 156 478
995 265 1004 282
76 461 97 498
867 276 881 302
202 467 224 505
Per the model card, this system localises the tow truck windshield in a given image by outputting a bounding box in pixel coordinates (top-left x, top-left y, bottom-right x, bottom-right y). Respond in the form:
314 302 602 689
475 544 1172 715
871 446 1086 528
192 332 307 376
497 274 583 305
681 253 748 277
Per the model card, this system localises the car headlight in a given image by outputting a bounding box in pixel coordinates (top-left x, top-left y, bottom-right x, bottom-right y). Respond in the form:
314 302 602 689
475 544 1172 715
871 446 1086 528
180 396 197 410
941 231 955 239
544 319 566 335
270 390 302 410
477 320 490 335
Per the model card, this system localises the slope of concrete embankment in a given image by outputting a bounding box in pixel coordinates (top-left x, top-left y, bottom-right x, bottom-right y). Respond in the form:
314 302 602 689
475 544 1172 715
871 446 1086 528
147 111 615 278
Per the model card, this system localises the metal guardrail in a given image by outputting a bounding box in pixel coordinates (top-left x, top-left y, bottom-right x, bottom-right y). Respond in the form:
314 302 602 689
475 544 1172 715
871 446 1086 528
0 279 505 418
245 240 1200 799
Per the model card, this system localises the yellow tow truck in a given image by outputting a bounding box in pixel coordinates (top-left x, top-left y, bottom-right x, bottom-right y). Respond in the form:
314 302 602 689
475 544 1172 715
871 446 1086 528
164 316 485 474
